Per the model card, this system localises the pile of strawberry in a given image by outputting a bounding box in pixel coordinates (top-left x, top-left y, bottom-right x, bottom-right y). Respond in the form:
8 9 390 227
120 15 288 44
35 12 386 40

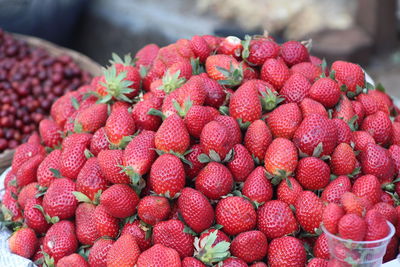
2 34 400 267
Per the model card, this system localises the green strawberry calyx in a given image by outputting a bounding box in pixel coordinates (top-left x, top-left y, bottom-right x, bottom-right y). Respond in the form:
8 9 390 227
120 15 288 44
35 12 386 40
216 62 243 87
34 205 59 224
158 70 186 94
99 66 134 104
109 53 137 67
194 230 231 265
259 87 284 111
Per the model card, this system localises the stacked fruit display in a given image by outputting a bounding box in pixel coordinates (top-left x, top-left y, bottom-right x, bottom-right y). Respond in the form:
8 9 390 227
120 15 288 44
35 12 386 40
1 33 400 267
0 29 92 152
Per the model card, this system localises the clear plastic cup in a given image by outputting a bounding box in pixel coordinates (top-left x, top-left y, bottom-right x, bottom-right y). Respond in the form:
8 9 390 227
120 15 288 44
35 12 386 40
322 221 395 267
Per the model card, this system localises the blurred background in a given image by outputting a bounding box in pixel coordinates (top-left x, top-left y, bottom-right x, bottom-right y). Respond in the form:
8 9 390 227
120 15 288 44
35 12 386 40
0 0 399 96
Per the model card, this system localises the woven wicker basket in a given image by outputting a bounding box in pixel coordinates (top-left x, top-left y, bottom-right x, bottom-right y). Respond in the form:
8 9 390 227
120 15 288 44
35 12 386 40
0 33 102 174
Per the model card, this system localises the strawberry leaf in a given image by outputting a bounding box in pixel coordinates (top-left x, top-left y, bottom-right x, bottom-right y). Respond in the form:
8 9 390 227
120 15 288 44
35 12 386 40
72 191 92 203
198 153 211 164
209 150 221 163
71 96 80 110
376 82 386 92
49 168 61 178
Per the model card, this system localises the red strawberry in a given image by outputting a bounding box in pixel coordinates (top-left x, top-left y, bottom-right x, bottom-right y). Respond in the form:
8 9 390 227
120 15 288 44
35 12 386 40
231 230 268 263
149 154 185 198
280 73 311 104
242 166 273 204
195 162 233 200
205 54 243 86
75 203 100 246
132 97 162 131
331 60 365 93
364 209 390 241
257 200 298 239
307 258 329 267
268 236 307 267
17 182 38 209
15 154 44 187
244 119 272 162
220 258 248 266
214 115 243 147
184 105 216 139
281 40 309 66
11 142 44 172
75 103 108 133
352 130 376 151
200 120 232 160
178 187 214 233
43 178 78 220
106 234 141 267
136 244 181 267
330 143 357 176
227 144 255 182
352 174 382 205
309 77 341 108
291 62 322 82
250 262 268 267
100 184 140 218
361 111 392 145
314 233 329 259
3 170 16 189
261 58 290 89
357 92 390 116
360 143 395 183
383 236 399 263
218 36 242 58
153 219 195 258
338 213 367 241
135 43 159 67
155 114 190 154
389 144 400 175
24 198 50 234
27 132 41 145
352 100 365 126
1 187 22 222
90 127 109 156
190 35 211 62
105 106 135 147
184 144 206 180
267 103 302 139
296 157 330 190
176 75 206 107
293 114 337 156
277 177 303 205
242 36 280 66
8 227 38 259
372 202 398 225
137 195 171 225
215 196 257 236
333 95 355 123
198 73 226 108
182 257 206 267
332 118 352 144
264 138 298 177
76 157 108 201
39 119 62 148
51 91 82 128
391 122 400 146
295 191 324 234
121 220 152 251
88 238 114 267
299 97 328 118
57 253 89 267
43 220 78 262
321 175 352 204
341 192 367 217
94 205 120 239
322 203 345 234
98 149 130 184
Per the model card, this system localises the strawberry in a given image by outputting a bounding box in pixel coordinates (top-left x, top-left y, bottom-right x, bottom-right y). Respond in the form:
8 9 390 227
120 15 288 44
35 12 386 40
296 157 330 190
90 127 109 156
295 191 324 234
24 198 50 234
351 100 365 126
332 95 355 123
250 263 268 267
94 204 120 239
182 257 207 267
105 106 135 147
330 143 357 176
360 143 395 183
261 58 290 89
15 154 44 187
280 73 311 104
291 62 322 82
331 60 365 93
361 111 392 145
11 142 44 171
314 233 329 259
132 97 162 131
106 234 141 267
277 177 303 205
190 35 211 62
153 219 195 258
310 55 323 65
200 120 232 160
352 174 382 205
338 213 367 241
307 258 329 267
267 236 307 267
136 244 181 267
155 114 190 154
229 81 262 126
195 162 233 200
389 144 400 175
244 119 272 163
391 122 400 146
193 229 230 265
43 178 78 220
1 187 22 222
383 236 399 263
135 43 159 67
230 230 268 263
218 36 242 58
3 170 16 189
75 203 100 246
322 203 344 235
372 202 398 225
299 97 328 118
341 192 366 217
321 175 352 204
364 209 390 241
184 144 206 180
27 132 41 145
264 138 298 177
357 93 388 116
57 254 89 267
281 40 309 66
352 130 376 151
227 144 255 182
76 157 109 201
75 103 108 133
121 220 152 251
39 118 62 148
43 220 78 262
51 91 82 128
8 227 38 259
219 258 248 266
309 77 341 108
205 54 243 86
176 75 206 107
198 73 226 108
242 166 273 204
184 105 216 139
267 103 302 139
17 182 38 209
88 238 114 267
257 200 298 239
98 149 130 184
149 154 185 198
214 115 243 147
242 36 280 66
215 196 257 236
293 114 337 156
100 184 140 218
332 119 352 144
137 195 170 225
